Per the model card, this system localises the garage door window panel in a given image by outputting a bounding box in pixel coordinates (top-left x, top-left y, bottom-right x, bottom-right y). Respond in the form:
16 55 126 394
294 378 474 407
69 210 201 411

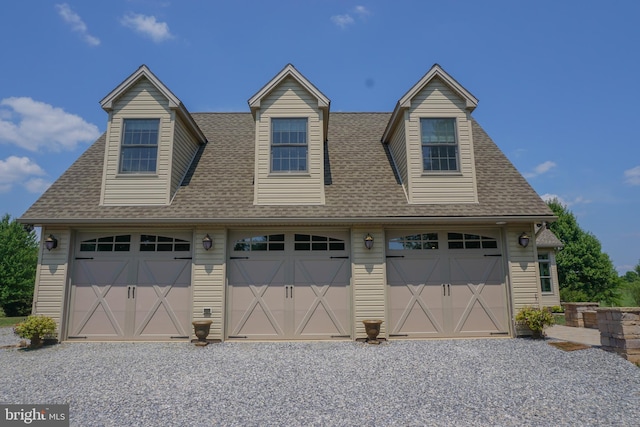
295 234 345 251
140 235 191 252
80 235 131 252
448 233 497 249
388 233 439 250
233 234 285 251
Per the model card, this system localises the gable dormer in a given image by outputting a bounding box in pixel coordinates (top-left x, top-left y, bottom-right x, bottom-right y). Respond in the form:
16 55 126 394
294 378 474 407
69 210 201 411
99 65 206 206
382 64 479 204
248 64 330 205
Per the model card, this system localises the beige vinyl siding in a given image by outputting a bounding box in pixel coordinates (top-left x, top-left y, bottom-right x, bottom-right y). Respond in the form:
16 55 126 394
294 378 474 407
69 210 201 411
351 228 386 339
101 78 173 206
32 228 71 334
407 77 478 204
507 226 540 311
170 115 201 197
191 229 226 340
254 77 325 205
387 112 408 195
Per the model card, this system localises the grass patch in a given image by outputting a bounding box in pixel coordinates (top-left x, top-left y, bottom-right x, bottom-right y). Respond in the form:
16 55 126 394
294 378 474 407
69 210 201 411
553 314 566 326
548 341 591 351
0 317 26 328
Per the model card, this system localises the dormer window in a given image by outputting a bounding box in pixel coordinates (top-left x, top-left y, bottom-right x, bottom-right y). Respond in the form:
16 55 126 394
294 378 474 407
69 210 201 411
119 118 159 173
421 118 459 172
271 118 308 172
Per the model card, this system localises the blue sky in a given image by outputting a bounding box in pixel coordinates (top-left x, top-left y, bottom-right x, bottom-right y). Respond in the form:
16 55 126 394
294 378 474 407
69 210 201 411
0 1 639 273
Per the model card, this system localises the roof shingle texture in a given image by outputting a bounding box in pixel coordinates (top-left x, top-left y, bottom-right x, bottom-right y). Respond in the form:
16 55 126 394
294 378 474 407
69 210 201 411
20 113 553 224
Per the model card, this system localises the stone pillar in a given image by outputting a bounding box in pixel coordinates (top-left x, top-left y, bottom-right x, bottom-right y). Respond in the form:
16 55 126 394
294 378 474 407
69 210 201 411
563 302 599 327
596 307 640 364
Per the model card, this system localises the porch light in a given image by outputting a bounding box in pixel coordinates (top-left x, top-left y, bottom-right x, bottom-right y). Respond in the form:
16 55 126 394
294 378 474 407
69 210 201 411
518 232 530 248
364 233 374 250
202 234 213 251
44 234 58 251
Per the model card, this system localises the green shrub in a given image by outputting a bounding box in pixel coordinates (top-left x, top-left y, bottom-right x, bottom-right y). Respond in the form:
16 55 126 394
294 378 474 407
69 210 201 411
516 306 555 334
550 305 564 313
13 315 56 340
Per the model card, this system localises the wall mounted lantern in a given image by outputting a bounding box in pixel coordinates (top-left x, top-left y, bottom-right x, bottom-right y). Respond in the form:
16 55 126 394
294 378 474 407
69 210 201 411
518 232 530 248
44 234 58 251
202 234 213 251
364 233 374 250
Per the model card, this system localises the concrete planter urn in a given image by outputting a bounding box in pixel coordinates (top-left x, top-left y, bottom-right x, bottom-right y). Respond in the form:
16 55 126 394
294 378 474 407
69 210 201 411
363 319 383 344
192 320 213 346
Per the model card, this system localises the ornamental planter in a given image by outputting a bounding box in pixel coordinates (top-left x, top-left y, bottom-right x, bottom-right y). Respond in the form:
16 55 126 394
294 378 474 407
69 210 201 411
363 319 383 344
192 320 213 346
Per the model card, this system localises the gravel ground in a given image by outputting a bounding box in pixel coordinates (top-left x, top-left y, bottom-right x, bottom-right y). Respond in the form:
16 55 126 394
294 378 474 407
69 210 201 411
1 327 639 426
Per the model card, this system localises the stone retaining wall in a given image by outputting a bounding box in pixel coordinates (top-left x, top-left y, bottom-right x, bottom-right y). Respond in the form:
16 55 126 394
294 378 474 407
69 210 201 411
583 311 598 329
563 302 599 327
596 307 640 364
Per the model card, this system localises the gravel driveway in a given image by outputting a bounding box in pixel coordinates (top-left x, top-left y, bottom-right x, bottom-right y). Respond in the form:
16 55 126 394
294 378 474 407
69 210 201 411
1 327 639 426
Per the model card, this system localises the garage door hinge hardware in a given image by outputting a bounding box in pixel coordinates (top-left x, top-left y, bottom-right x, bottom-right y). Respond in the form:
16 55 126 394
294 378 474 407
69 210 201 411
490 332 509 336
170 336 189 339
68 336 87 339
386 255 405 258
331 335 351 338
228 335 247 339
330 256 349 259
230 256 249 260
389 334 409 337
484 254 502 257
174 257 192 260
75 257 94 260
442 284 451 296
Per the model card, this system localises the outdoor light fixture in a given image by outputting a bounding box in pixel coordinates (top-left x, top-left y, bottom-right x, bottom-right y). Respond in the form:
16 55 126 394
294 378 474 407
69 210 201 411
202 234 213 251
364 233 374 250
44 234 58 251
518 232 530 248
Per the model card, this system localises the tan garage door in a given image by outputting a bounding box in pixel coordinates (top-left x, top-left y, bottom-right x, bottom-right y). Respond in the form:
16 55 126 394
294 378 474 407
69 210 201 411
68 233 192 341
387 230 509 338
227 231 351 340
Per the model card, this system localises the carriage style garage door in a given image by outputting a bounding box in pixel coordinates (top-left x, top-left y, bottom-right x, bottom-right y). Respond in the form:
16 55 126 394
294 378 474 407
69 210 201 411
387 230 509 338
67 233 192 341
227 231 351 340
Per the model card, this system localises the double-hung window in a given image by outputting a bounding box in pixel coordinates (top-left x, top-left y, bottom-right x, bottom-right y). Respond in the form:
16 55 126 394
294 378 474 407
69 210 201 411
119 119 159 173
271 118 307 172
538 252 553 293
421 118 459 172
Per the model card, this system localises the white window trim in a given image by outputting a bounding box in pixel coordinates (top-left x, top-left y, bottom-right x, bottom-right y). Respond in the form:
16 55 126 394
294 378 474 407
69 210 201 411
419 117 461 174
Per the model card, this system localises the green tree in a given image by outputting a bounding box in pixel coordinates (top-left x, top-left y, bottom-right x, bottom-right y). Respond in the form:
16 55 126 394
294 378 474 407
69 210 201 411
546 199 620 305
0 214 38 316
621 261 640 306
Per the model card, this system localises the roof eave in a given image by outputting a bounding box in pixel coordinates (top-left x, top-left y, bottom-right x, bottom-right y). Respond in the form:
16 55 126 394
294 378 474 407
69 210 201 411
18 214 557 227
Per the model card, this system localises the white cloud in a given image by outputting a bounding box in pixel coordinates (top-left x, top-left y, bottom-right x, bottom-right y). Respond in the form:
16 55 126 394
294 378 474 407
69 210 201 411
55 3 100 46
624 165 640 185
540 193 590 207
331 6 371 28
354 6 371 18
121 13 174 42
24 178 52 194
0 97 100 152
0 156 47 193
331 14 354 29
523 160 557 178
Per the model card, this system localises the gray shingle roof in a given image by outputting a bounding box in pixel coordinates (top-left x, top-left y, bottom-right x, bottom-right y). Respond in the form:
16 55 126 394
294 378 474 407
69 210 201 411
20 113 554 225
536 227 564 248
